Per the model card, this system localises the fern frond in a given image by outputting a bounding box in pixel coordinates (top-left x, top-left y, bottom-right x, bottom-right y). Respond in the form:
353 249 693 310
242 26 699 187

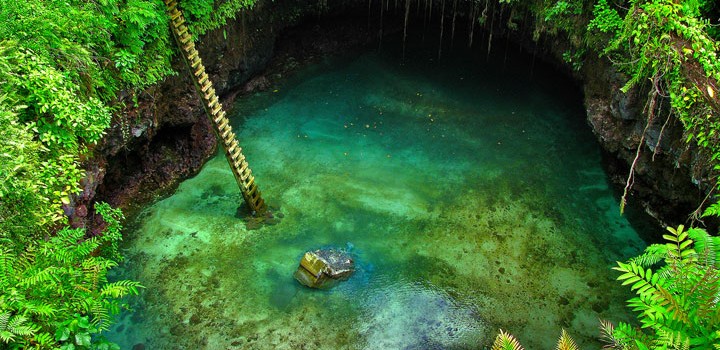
656 328 690 350
664 225 697 267
692 267 720 326
631 244 670 267
599 320 626 349
613 322 651 348
100 280 142 298
0 312 38 343
614 261 665 298
492 329 525 350
0 330 14 343
33 332 54 346
17 266 58 288
0 313 8 330
655 286 688 323
22 301 56 317
556 329 579 350
0 248 15 289
688 228 718 267
6 315 35 336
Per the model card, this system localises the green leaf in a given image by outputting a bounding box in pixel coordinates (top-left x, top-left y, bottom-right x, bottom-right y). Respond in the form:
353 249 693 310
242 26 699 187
77 316 90 329
56 326 71 341
75 332 91 346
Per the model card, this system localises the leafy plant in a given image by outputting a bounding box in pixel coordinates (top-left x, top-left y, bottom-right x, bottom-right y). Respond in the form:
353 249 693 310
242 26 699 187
181 0 256 36
0 203 142 349
588 0 720 215
491 328 579 350
603 225 720 349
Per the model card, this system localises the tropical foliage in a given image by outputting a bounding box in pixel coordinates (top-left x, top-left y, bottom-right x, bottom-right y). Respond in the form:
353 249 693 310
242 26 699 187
0 203 141 349
602 225 720 349
587 0 720 216
491 328 579 350
0 0 254 348
182 0 256 35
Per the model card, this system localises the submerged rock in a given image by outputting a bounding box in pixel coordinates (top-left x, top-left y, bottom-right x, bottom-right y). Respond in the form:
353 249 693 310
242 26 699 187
294 249 354 289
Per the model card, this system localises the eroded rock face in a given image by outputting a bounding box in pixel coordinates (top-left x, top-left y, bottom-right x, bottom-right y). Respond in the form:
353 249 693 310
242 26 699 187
79 0 372 224
582 56 712 228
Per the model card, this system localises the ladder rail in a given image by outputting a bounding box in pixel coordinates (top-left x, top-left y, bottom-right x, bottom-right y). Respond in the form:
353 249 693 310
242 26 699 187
164 0 266 215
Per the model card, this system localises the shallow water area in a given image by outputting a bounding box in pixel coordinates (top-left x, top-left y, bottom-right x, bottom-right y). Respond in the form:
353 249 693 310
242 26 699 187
107 46 649 349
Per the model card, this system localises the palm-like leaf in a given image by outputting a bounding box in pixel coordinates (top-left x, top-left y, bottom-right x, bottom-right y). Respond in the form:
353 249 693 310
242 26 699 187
556 329 579 350
492 329 525 350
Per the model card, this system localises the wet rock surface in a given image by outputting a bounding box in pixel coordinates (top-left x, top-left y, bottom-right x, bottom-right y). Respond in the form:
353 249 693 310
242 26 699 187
294 249 355 289
582 57 712 229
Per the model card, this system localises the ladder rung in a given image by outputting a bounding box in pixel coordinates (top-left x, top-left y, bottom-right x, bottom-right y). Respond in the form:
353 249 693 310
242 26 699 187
194 66 205 77
198 74 209 85
180 33 192 44
190 58 201 68
239 162 248 173
170 11 181 21
208 95 219 108
214 111 225 124
227 143 238 154
183 41 194 52
247 181 257 194
217 118 228 130
201 82 212 93
204 87 215 100
187 50 199 61
211 103 222 115
221 128 231 139
230 144 242 156
177 26 188 37
173 17 185 27
232 149 243 162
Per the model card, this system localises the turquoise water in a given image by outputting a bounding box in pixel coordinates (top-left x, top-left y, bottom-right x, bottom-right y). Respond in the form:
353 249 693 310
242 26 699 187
107 47 648 349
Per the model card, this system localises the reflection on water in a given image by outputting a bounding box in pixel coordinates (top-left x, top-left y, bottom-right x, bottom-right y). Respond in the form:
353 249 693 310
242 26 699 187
106 45 648 349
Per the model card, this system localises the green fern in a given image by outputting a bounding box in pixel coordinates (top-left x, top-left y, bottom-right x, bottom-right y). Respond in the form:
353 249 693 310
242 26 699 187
492 330 525 350
605 225 720 349
0 312 38 344
491 329 580 350
556 329 579 350
0 202 141 349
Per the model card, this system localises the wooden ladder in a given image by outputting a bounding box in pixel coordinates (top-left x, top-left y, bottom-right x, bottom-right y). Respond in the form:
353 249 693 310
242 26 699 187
164 0 266 215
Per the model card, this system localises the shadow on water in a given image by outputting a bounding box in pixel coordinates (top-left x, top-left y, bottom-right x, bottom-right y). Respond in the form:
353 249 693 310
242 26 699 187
106 34 654 349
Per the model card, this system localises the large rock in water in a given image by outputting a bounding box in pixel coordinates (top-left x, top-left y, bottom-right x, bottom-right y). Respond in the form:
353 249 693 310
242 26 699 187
294 249 354 289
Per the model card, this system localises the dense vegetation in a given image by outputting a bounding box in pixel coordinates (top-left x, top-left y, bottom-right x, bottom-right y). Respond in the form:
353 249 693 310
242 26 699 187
0 0 718 348
0 0 254 347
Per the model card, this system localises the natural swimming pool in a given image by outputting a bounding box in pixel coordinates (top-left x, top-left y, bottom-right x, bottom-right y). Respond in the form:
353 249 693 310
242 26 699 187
106 45 648 349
